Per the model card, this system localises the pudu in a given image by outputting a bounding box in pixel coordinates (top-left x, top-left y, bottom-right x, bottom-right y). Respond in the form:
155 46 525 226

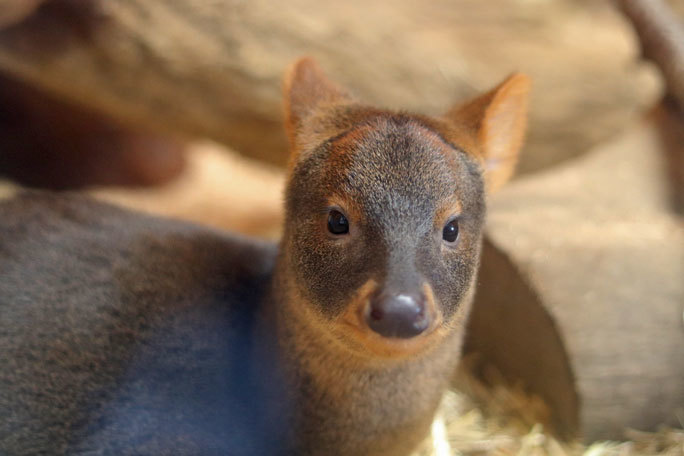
0 58 529 455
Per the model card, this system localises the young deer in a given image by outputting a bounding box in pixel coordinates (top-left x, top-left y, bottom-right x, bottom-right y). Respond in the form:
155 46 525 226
0 58 529 455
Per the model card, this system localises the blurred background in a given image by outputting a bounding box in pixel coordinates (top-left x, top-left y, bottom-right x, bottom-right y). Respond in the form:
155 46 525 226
0 0 682 454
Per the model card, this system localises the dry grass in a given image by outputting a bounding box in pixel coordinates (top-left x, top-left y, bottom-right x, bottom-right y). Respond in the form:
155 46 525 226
416 374 684 456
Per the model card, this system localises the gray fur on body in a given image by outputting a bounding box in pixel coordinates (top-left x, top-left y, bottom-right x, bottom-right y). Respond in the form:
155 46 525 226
0 193 281 455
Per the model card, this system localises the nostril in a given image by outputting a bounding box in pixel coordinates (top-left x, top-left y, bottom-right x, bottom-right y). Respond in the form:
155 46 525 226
366 292 430 339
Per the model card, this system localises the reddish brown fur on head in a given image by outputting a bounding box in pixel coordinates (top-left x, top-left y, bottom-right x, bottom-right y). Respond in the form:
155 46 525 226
280 57 530 360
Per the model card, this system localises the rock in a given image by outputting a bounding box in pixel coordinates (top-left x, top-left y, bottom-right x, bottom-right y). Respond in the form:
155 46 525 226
0 0 659 172
466 114 684 441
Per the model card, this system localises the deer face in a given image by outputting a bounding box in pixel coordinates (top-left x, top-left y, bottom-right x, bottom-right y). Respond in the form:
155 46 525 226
281 59 529 359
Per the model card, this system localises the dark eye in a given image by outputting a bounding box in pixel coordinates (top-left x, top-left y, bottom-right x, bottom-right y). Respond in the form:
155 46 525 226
442 219 459 243
327 210 349 235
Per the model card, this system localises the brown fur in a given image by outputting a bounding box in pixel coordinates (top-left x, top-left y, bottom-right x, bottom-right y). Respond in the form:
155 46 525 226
0 58 529 455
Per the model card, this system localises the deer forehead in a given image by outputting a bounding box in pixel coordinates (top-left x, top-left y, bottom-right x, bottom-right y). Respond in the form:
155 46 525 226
317 118 477 222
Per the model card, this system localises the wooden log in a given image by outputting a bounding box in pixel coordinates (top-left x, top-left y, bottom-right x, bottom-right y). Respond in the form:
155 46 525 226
0 72 186 189
466 113 684 441
0 0 659 172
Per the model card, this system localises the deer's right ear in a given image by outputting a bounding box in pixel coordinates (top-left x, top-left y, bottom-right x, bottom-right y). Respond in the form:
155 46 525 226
283 58 352 155
444 73 530 194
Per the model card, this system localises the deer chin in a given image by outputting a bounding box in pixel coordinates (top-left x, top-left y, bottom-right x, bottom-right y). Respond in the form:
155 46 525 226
329 280 448 361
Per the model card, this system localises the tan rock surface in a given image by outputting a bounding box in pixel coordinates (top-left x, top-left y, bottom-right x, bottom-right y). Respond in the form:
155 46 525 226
468 116 684 441
0 0 659 173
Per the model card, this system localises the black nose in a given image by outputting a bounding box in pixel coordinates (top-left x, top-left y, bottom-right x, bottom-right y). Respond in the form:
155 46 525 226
366 292 429 339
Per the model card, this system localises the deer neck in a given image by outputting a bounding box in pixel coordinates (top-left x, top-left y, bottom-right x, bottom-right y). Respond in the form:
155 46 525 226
262 260 467 454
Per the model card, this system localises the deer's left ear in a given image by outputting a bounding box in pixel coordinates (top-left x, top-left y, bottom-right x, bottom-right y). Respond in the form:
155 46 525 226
444 74 531 193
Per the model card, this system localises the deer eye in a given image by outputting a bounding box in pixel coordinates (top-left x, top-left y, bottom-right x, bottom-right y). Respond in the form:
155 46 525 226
442 219 459 243
327 210 349 235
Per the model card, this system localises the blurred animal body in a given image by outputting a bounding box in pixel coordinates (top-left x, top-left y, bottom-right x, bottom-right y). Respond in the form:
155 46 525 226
0 59 529 455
